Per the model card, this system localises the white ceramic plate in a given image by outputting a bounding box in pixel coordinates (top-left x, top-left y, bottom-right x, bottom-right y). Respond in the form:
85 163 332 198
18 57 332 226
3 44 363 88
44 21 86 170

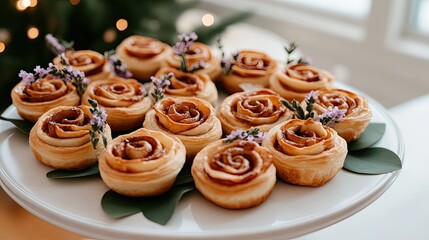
0 96 403 240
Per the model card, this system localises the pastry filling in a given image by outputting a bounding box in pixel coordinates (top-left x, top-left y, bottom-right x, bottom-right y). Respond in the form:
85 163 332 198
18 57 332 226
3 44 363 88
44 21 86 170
42 107 90 138
126 36 164 58
112 136 165 161
93 80 145 107
66 50 105 76
285 64 323 82
317 91 357 115
165 71 201 95
20 78 70 102
204 141 272 185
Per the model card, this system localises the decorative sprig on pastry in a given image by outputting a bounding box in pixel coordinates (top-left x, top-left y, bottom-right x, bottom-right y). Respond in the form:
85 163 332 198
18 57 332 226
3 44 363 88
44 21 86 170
18 63 89 96
173 32 206 73
284 42 312 65
88 98 108 149
104 50 133 79
280 91 346 127
150 73 174 102
217 37 240 75
224 128 267 144
45 33 74 55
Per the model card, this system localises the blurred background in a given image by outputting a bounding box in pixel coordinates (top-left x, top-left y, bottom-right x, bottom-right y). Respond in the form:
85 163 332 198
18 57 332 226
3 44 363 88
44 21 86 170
1 0 429 239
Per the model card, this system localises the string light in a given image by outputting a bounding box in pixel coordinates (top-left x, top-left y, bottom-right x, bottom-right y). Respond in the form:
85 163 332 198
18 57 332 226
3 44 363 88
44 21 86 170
22 0 31 8
0 42 5 53
202 14 215 27
29 0 37 7
103 29 117 43
116 19 128 31
69 0 80 5
16 1 26 11
27 27 39 39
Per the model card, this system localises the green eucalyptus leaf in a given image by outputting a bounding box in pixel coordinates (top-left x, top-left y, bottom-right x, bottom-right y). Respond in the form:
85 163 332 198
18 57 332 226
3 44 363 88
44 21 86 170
348 123 386 151
174 164 193 186
0 116 33 135
343 147 402 174
140 182 195 225
46 164 100 179
101 190 142 219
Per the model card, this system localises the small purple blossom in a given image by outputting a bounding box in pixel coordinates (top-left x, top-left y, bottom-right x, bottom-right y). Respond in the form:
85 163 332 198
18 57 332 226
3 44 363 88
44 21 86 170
190 60 206 72
221 51 240 75
317 106 347 127
224 128 267 144
88 98 108 149
151 73 174 102
105 50 133 78
173 32 198 56
18 70 35 85
45 34 65 55
305 90 318 103
90 107 107 128
33 66 49 78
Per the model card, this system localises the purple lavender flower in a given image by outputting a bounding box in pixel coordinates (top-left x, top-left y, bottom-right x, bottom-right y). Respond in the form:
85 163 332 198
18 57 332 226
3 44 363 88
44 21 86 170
317 106 347 127
45 34 66 55
33 66 49 78
173 32 198 56
19 70 35 85
190 60 206 72
253 132 268 144
106 52 133 78
305 90 318 103
151 73 173 102
91 107 107 128
224 128 266 144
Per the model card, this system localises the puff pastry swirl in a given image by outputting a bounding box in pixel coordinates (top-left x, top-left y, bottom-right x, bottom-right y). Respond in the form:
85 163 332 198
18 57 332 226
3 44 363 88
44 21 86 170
116 35 172 81
11 77 80 122
143 97 222 159
165 42 221 81
221 50 277 93
263 119 347 186
269 64 333 101
81 76 152 132
54 50 111 81
311 88 372 142
217 89 293 134
29 105 112 170
192 140 276 209
98 128 186 197
150 67 218 106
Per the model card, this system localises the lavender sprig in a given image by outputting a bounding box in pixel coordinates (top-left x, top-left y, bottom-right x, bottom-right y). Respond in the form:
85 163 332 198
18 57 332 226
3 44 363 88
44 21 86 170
280 91 318 120
317 106 347 127
217 37 240 75
18 63 89 96
88 98 108 149
104 50 133 79
45 33 74 55
151 73 173 102
224 128 267 144
173 32 204 73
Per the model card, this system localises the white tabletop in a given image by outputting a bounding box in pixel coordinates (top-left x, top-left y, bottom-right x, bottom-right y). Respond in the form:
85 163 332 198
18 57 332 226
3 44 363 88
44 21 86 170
302 94 429 239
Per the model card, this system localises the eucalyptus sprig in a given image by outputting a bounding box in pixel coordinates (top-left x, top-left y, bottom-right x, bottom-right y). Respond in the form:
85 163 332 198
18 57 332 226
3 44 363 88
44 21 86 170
88 98 108 149
280 90 318 120
217 37 240 75
224 128 267 144
45 33 74 55
104 50 133 78
173 32 205 73
151 73 173 102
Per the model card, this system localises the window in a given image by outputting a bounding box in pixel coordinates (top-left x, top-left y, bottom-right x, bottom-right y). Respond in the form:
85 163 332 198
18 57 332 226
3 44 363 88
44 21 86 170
410 0 429 35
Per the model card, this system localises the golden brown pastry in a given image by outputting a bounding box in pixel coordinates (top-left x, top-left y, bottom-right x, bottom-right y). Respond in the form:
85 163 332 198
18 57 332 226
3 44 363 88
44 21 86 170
192 140 276 209
269 63 333 101
29 105 112 170
149 67 218 106
53 50 111 81
165 42 221 81
221 50 278 93
311 88 372 142
98 128 186 197
81 76 151 132
143 97 222 159
116 35 172 81
217 89 293 134
11 77 80 122
263 119 347 187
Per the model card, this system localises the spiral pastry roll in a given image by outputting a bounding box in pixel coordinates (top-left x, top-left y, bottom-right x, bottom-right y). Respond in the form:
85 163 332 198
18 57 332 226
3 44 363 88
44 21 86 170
11 77 80 122
263 119 347 186
221 50 278 93
54 50 111 81
217 89 293 134
269 63 333 101
311 88 372 142
82 77 151 132
98 128 185 197
144 97 222 159
149 67 218 106
165 42 221 81
116 35 172 81
192 140 276 209
29 105 112 170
